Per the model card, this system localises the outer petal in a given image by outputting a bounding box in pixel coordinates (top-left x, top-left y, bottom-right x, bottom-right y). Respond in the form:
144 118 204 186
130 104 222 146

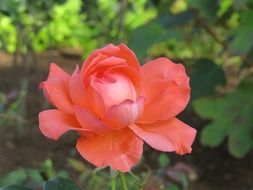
69 66 88 107
76 128 143 172
74 106 111 134
38 109 82 140
129 118 196 155
103 97 144 129
138 79 190 123
40 63 74 115
139 58 190 123
141 58 189 87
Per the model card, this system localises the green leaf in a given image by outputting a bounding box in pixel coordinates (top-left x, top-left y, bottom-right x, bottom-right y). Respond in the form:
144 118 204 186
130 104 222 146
43 176 81 190
233 0 249 10
217 0 233 17
0 92 6 112
0 185 33 190
0 169 27 186
159 10 194 28
188 0 218 19
41 159 55 179
228 125 252 158
190 59 226 100
166 184 180 190
26 169 44 184
67 158 86 173
200 119 232 147
229 10 253 55
193 82 253 158
128 21 180 60
158 153 170 167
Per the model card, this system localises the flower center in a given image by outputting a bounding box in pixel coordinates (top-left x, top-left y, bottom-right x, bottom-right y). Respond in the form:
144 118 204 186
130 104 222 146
91 73 137 109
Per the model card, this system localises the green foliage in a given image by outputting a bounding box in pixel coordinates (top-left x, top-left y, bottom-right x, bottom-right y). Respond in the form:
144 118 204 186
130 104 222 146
0 169 28 186
0 185 32 190
229 10 253 55
158 153 170 168
0 92 6 112
0 160 68 189
34 0 96 54
44 176 81 190
193 82 253 158
0 91 26 130
0 0 156 54
190 59 226 100
188 0 218 19
0 168 43 189
166 184 180 190
126 0 253 159
0 176 81 190
129 21 177 60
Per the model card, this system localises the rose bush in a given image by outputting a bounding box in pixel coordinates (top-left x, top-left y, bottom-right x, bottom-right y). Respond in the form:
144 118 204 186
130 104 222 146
39 44 196 172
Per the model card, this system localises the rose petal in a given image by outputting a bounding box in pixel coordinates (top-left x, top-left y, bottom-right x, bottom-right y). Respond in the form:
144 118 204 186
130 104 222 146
103 97 144 129
90 73 137 109
139 58 190 123
86 56 127 77
118 44 140 70
138 79 190 123
76 128 143 172
82 44 140 75
141 58 189 88
40 63 74 115
69 65 88 107
81 45 119 75
129 118 196 155
38 109 82 140
87 85 106 118
106 66 142 93
74 106 111 134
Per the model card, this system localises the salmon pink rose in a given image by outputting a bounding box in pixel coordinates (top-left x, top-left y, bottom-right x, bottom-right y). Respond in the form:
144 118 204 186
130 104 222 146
39 44 196 172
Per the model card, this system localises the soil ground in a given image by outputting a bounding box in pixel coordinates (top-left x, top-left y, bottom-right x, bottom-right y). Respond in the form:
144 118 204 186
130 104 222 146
0 50 252 190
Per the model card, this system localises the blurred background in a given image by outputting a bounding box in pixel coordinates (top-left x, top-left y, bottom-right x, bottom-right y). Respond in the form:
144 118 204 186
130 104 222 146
0 0 253 190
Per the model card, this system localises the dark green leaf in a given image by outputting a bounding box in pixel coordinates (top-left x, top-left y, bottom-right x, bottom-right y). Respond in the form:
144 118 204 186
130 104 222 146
190 59 226 100
193 82 253 158
158 10 194 28
43 176 81 190
0 185 32 190
128 21 181 60
188 0 219 19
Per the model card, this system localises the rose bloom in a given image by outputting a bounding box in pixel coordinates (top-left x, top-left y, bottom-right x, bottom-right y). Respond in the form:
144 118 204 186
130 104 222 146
39 44 196 172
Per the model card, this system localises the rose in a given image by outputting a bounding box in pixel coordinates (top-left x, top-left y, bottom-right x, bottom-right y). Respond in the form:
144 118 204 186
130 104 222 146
39 44 196 172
